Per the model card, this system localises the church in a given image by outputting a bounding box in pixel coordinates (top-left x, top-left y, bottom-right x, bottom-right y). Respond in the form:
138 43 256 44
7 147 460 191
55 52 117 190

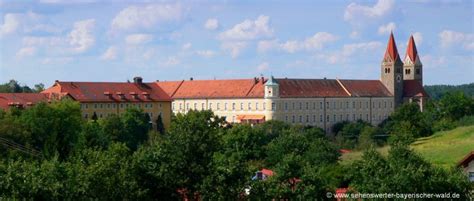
156 32 428 133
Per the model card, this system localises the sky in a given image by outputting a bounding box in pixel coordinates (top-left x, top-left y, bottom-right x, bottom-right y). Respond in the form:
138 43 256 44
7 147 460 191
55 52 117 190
0 0 473 87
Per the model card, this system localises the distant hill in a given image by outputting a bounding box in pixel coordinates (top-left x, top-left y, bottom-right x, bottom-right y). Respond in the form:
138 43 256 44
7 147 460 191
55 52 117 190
340 125 474 168
424 83 474 100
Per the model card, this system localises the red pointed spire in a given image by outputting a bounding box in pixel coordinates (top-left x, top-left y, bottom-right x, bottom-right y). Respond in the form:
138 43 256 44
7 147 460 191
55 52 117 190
384 32 400 62
406 35 418 62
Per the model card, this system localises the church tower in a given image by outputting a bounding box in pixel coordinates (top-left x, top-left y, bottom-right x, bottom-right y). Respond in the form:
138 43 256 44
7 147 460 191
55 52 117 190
381 32 404 107
403 35 423 85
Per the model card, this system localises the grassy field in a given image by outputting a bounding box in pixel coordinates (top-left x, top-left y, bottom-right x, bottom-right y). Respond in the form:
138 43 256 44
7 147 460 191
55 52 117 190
339 125 474 168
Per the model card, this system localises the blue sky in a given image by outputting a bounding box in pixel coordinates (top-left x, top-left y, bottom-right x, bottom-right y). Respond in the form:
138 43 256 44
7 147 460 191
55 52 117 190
0 0 473 87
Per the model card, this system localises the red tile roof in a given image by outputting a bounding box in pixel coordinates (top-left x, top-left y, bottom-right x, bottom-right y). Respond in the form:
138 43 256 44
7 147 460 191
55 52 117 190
403 80 429 97
261 168 274 177
338 79 392 97
384 32 402 63
277 79 350 98
156 78 265 99
406 35 418 62
42 81 172 102
458 151 474 168
0 93 50 110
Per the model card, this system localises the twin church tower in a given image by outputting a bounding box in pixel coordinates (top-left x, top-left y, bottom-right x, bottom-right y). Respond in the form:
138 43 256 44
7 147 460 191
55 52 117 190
381 32 423 107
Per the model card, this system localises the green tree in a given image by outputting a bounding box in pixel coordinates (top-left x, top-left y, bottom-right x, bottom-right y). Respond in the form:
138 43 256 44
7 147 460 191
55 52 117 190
19 100 82 159
156 114 165 134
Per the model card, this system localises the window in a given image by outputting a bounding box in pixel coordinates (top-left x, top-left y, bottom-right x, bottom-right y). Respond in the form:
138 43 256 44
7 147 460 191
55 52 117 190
186 103 189 110
346 114 349 120
255 103 258 110
107 104 111 108
384 101 387 108
340 114 343 121
352 101 355 108
194 103 197 110
100 104 103 108
353 114 356 121
285 103 288 111
292 102 295 110
306 115 309 123
366 102 369 108
263 103 266 110
320 102 323 109
240 103 244 110
225 103 228 110
299 102 302 110
333 115 336 122
271 103 276 111
359 114 362 120
469 172 474 182
94 104 98 109
292 115 295 123
84 114 88 118
285 116 288 122
248 102 251 110
306 102 309 110
320 115 323 122
327 115 330 122
120 103 124 108
232 103 236 110
396 68 402 73
126 103 129 108
405 69 411 74
416 69 420 75
217 103 220 110
179 103 182 110
209 103 212 110
326 101 329 109
202 103 205 110
313 115 316 122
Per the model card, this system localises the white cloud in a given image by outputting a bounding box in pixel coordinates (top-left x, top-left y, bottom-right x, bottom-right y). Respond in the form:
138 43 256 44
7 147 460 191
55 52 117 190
111 3 184 31
125 34 153 45
257 62 269 72
439 30 474 50
41 57 73 65
0 13 20 36
22 36 64 46
162 56 180 66
420 54 445 68
218 15 273 41
142 48 155 60
317 41 383 64
101 46 118 60
182 42 192 50
221 41 247 58
412 32 423 45
257 40 278 53
344 0 394 22
16 46 37 58
350 31 359 39
68 19 95 53
377 22 396 35
196 50 216 58
257 32 338 54
204 18 219 30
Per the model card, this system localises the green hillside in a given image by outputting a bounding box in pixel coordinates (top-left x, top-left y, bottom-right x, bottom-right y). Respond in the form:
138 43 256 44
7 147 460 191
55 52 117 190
340 125 474 168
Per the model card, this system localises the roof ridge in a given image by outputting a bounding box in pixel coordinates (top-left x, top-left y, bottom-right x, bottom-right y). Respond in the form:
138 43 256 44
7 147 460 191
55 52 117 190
405 35 418 62
336 78 352 96
171 80 185 97
245 80 258 97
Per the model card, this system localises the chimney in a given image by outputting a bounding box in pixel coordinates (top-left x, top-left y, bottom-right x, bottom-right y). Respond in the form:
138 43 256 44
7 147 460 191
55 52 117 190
261 76 265 84
254 77 258 84
133 77 143 84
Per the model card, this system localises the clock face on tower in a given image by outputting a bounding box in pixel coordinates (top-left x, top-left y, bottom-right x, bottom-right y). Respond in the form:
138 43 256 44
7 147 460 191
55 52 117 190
396 75 402 83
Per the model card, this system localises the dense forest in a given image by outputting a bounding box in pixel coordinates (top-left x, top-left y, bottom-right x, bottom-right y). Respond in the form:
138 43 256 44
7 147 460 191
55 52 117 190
424 83 474 100
0 90 473 199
